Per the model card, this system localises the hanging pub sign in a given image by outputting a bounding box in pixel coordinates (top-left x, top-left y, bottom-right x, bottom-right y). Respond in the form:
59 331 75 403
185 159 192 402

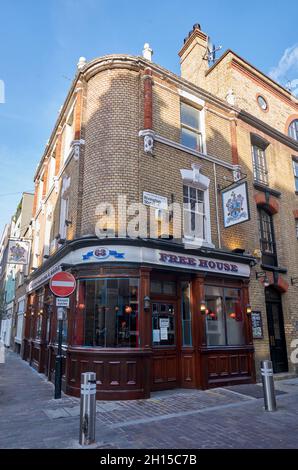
222 181 250 228
7 239 30 265
251 311 263 339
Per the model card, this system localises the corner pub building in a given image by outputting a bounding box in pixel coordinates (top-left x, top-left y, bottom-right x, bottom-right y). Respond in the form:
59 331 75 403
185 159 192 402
22 25 298 400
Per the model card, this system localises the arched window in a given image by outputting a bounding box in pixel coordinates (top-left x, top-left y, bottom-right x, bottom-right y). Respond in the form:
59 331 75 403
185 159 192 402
288 119 298 141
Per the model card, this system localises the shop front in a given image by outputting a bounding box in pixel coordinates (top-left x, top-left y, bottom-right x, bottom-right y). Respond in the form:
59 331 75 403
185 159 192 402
22 238 256 400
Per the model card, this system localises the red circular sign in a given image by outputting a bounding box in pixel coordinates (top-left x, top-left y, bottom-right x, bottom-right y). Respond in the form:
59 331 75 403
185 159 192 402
50 271 76 297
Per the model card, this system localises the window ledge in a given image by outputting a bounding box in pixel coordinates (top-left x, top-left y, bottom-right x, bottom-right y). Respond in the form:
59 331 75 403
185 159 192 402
183 238 215 249
260 264 287 273
253 182 281 198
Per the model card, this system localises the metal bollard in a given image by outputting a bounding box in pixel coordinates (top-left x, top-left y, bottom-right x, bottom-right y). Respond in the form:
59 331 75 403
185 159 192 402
79 372 96 445
261 360 277 412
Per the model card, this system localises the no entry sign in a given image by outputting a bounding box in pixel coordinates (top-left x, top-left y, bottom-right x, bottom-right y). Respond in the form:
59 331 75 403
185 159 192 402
50 271 76 297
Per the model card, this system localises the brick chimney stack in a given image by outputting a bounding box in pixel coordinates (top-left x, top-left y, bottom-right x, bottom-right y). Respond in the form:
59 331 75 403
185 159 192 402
178 24 209 87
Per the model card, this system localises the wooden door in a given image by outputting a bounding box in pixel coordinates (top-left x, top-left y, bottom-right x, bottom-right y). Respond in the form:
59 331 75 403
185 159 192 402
266 288 288 373
151 301 179 390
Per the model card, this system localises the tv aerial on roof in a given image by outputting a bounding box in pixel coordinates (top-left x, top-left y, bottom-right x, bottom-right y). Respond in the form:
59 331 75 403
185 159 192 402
205 36 222 65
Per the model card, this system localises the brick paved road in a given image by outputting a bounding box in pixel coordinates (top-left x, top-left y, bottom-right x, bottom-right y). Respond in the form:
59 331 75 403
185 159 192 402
0 350 298 449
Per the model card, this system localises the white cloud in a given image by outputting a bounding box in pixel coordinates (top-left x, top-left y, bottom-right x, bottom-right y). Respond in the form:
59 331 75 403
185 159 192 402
269 44 298 93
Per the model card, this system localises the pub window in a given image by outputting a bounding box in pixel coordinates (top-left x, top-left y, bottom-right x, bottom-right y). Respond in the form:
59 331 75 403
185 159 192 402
181 282 192 346
205 286 245 346
288 119 298 141
180 102 203 152
35 291 44 340
258 207 277 266
292 157 298 192
76 278 139 348
183 185 206 241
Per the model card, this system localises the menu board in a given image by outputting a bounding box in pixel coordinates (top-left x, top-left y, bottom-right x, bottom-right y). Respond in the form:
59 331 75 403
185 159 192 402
251 311 263 339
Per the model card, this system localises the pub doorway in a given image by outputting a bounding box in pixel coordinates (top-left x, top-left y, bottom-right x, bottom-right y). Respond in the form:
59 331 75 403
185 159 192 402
150 275 179 390
265 287 288 373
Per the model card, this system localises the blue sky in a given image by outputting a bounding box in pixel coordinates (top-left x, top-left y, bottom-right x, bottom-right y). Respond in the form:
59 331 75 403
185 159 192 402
0 0 297 235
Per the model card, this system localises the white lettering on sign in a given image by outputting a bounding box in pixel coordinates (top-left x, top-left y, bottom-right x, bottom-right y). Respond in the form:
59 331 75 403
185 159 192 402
143 192 168 210
52 281 74 288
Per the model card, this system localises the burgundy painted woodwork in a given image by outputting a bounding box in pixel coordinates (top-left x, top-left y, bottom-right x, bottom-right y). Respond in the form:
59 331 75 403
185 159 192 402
200 346 255 388
139 267 152 349
66 348 151 400
23 264 255 399
151 349 178 390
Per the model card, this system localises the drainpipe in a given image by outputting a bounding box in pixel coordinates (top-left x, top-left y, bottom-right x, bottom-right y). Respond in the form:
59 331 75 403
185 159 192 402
213 163 221 249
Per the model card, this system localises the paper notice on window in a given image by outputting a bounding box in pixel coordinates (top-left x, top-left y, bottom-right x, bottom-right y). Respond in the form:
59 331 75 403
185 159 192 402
159 318 169 328
160 328 168 340
153 329 160 342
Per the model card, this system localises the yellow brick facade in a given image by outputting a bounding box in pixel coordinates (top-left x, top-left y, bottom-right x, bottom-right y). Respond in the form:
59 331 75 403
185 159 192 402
28 27 298 380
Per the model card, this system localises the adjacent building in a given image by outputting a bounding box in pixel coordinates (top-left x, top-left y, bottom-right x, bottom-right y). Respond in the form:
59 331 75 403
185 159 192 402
0 223 12 347
21 25 298 399
0 193 33 351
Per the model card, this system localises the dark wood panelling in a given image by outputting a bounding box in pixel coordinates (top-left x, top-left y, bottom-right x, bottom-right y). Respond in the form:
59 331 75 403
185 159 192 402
181 352 195 387
108 361 121 386
126 361 137 385
65 348 152 400
201 347 255 388
70 359 77 383
151 350 178 390
93 360 104 384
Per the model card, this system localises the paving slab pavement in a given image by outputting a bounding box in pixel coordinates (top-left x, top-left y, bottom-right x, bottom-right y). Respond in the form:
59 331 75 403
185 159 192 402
1 350 298 449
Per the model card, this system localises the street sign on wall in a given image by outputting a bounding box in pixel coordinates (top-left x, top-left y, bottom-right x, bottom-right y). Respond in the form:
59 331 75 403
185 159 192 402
50 272 76 297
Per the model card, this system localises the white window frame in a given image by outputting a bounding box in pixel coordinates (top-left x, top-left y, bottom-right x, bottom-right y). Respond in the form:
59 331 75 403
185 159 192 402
62 106 75 163
180 164 213 248
47 153 56 192
32 221 40 268
43 205 53 257
59 176 70 239
179 90 206 154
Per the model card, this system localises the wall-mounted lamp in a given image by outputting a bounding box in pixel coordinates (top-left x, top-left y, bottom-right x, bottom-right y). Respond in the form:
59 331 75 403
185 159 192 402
291 277 298 286
200 300 206 314
256 271 270 287
125 305 132 314
246 303 252 315
144 296 151 310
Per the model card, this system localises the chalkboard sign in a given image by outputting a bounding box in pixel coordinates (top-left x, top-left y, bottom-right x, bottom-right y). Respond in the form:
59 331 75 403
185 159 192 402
251 311 263 339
